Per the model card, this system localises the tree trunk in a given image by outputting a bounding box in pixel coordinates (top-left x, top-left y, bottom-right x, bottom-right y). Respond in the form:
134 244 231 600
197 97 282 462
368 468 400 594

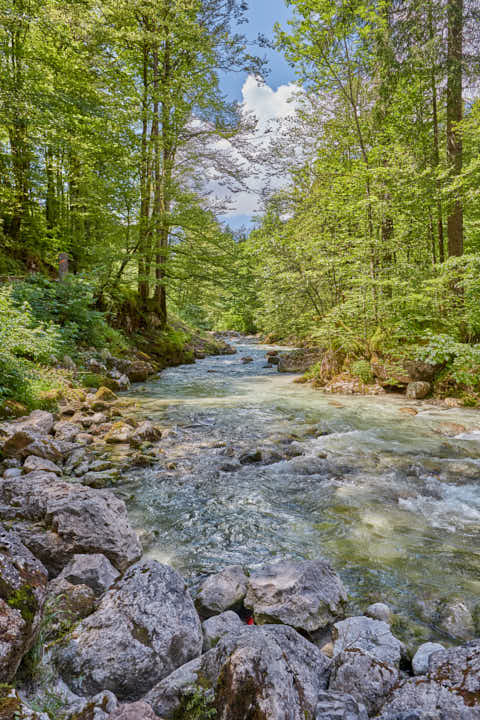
447 0 464 257
138 41 151 307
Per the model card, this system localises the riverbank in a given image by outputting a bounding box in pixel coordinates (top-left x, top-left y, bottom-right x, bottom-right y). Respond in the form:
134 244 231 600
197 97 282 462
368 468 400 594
1 339 480 718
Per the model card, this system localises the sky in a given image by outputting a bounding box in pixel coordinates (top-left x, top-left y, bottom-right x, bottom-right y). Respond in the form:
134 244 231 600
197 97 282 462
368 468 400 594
218 0 300 230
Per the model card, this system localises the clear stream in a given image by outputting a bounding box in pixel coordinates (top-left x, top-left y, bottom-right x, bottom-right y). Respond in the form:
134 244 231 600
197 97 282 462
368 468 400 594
124 340 480 639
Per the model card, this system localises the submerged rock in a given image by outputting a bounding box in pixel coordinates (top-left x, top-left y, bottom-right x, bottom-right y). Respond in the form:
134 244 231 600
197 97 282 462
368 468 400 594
55 560 203 701
0 524 48 681
244 558 347 632
146 624 331 720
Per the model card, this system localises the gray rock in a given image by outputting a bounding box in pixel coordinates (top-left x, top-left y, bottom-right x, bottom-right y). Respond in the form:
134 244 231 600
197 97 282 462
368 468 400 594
314 690 368 720
54 421 83 443
196 565 248 618
329 648 399 716
202 610 243 651
88 358 107 374
58 554 120 596
406 381 431 400
126 361 154 383
63 691 118 720
55 560 203 700
7 410 54 435
108 702 160 720
117 374 130 391
438 598 475 641
2 431 62 461
277 348 325 373
412 642 445 676
81 470 119 488
129 421 162 447
245 558 347 632
0 472 141 574
23 455 62 475
63 355 77 371
332 616 404 667
0 524 48 681
366 603 392 624
428 640 480 697
377 677 479 719
404 360 440 382
147 624 331 720
3 467 23 478
46 576 97 633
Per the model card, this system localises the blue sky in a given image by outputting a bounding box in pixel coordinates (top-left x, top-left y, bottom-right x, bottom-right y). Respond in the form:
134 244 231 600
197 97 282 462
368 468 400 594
223 1 296 103
217 0 299 230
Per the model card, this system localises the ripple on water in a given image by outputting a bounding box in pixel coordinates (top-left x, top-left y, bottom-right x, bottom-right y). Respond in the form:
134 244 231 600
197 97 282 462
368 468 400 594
125 341 480 639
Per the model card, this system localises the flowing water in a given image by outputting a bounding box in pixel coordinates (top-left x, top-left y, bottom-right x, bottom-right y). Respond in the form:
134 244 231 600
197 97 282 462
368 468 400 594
124 340 480 639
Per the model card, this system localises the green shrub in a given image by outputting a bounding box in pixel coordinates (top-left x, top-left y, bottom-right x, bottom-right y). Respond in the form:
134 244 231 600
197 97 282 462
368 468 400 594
11 274 127 353
416 332 480 391
174 689 216 720
351 359 374 384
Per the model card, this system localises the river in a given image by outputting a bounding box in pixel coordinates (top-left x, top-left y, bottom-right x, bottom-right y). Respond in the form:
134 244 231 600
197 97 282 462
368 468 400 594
123 339 480 641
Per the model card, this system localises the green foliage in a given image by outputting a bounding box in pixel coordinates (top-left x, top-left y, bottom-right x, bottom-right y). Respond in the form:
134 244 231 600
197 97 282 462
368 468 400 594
12 275 126 353
6 586 37 625
417 333 480 391
351 360 374 384
174 689 216 720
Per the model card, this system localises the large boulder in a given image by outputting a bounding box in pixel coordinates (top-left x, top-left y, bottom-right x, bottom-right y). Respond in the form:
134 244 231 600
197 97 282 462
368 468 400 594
129 421 162 447
196 565 248 619
202 611 243 651
0 525 48 681
56 554 120 596
329 648 399 717
377 677 479 719
314 690 368 720
2 431 62 461
146 624 331 720
406 381 431 400
2 410 54 436
54 421 83 443
277 348 325 374
244 558 347 633
428 640 480 699
126 361 154 384
108 702 160 720
0 472 141 575
55 560 203 701
22 455 62 475
332 616 404 667
329 617 404 716
404 360 441 382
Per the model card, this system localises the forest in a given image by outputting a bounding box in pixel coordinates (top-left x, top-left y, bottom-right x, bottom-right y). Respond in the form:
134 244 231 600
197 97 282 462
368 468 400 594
2 0 480 406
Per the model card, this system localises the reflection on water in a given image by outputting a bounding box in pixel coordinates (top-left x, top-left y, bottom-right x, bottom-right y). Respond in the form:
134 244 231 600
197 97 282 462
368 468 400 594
125 341 480 637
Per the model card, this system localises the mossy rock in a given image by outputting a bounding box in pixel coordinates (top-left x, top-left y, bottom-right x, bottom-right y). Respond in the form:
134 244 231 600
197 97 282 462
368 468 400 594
6 585 38 625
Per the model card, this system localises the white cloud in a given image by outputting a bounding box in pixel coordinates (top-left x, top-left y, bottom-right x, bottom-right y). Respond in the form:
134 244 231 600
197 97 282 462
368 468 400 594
241 75 301 131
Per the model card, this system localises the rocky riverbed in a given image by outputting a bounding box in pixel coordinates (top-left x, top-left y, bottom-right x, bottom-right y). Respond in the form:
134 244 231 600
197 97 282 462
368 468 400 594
1 339 480 718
